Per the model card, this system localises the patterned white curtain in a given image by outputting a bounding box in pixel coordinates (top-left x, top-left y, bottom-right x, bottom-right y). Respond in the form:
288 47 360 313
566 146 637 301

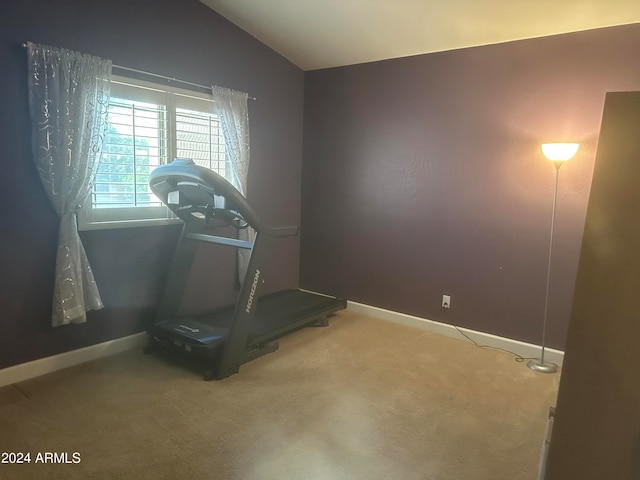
211 85 252 282
27 42 112 326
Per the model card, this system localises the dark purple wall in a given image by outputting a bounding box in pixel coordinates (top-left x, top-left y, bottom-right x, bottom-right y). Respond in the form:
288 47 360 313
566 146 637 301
302 24 640 349
0 0 304 368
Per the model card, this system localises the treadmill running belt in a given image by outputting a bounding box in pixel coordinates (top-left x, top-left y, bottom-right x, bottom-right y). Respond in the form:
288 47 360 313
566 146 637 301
156 289 344 345
250 289 344 339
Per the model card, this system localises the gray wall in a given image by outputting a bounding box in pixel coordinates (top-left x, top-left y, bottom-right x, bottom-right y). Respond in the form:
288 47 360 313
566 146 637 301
0 0 304 369
302 23 640 348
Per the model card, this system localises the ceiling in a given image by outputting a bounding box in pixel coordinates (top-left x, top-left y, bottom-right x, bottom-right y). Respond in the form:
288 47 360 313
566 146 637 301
201 0 640 71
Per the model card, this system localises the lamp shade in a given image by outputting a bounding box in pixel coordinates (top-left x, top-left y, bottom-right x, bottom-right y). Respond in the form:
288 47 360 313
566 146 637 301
541 143 579 161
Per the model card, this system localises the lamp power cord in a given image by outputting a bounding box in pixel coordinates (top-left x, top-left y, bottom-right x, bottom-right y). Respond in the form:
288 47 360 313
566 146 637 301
442 306 537 364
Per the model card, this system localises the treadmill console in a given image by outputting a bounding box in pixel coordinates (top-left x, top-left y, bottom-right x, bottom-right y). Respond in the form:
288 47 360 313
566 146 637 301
149 158 250 229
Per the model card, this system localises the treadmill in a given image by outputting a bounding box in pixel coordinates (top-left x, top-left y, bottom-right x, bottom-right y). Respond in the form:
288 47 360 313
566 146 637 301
145 158 346 380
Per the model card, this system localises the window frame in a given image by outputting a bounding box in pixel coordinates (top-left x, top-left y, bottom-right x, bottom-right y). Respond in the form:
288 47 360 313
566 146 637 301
78 75 224 231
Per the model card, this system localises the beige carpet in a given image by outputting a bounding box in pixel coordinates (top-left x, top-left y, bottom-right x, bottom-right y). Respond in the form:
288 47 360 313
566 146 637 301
0 310 559 479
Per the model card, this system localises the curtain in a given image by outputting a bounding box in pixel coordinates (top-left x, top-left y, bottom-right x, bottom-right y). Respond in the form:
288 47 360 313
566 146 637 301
27 42 112 326
211 85 252 283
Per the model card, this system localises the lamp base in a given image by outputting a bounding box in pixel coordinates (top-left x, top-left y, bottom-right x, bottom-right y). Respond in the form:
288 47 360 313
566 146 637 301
527 359 558 374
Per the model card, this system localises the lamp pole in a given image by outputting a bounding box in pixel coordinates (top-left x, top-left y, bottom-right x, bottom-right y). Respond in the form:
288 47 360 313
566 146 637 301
528 143 578 373
527 161 563 373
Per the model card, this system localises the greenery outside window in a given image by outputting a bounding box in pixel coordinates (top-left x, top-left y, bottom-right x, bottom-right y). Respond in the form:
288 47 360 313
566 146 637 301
78 76 227 230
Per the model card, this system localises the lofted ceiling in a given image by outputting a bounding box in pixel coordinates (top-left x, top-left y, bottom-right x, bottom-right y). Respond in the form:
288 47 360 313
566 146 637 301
201 0 640 71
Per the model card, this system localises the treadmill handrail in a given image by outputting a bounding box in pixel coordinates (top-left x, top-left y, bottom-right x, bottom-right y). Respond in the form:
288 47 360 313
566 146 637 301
185 233 254 249
150 158 294 237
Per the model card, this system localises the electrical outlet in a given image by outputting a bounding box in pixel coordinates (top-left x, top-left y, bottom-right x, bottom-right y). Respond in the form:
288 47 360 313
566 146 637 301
442 294 451 309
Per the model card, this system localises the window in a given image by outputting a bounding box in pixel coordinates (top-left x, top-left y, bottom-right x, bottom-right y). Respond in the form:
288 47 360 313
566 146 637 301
78 76 227 230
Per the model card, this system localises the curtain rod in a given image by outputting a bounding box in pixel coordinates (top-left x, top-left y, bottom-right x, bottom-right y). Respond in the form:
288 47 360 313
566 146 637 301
21 42 256 101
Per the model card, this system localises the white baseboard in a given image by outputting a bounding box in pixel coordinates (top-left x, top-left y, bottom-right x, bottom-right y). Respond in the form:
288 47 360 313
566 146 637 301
0 332 147 388
1 299 564 388
347 301 564 366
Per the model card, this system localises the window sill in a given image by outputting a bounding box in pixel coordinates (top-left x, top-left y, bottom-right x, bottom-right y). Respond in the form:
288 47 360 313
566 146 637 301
78 217 183 231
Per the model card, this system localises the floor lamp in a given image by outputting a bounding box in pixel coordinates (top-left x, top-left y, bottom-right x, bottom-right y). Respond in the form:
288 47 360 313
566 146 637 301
527 142 579 374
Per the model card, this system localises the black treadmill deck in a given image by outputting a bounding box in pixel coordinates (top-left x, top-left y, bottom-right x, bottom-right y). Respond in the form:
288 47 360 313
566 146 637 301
151 289 345 352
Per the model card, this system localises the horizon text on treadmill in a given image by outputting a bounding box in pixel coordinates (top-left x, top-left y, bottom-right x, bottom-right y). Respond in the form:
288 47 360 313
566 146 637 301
245 269 261 314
